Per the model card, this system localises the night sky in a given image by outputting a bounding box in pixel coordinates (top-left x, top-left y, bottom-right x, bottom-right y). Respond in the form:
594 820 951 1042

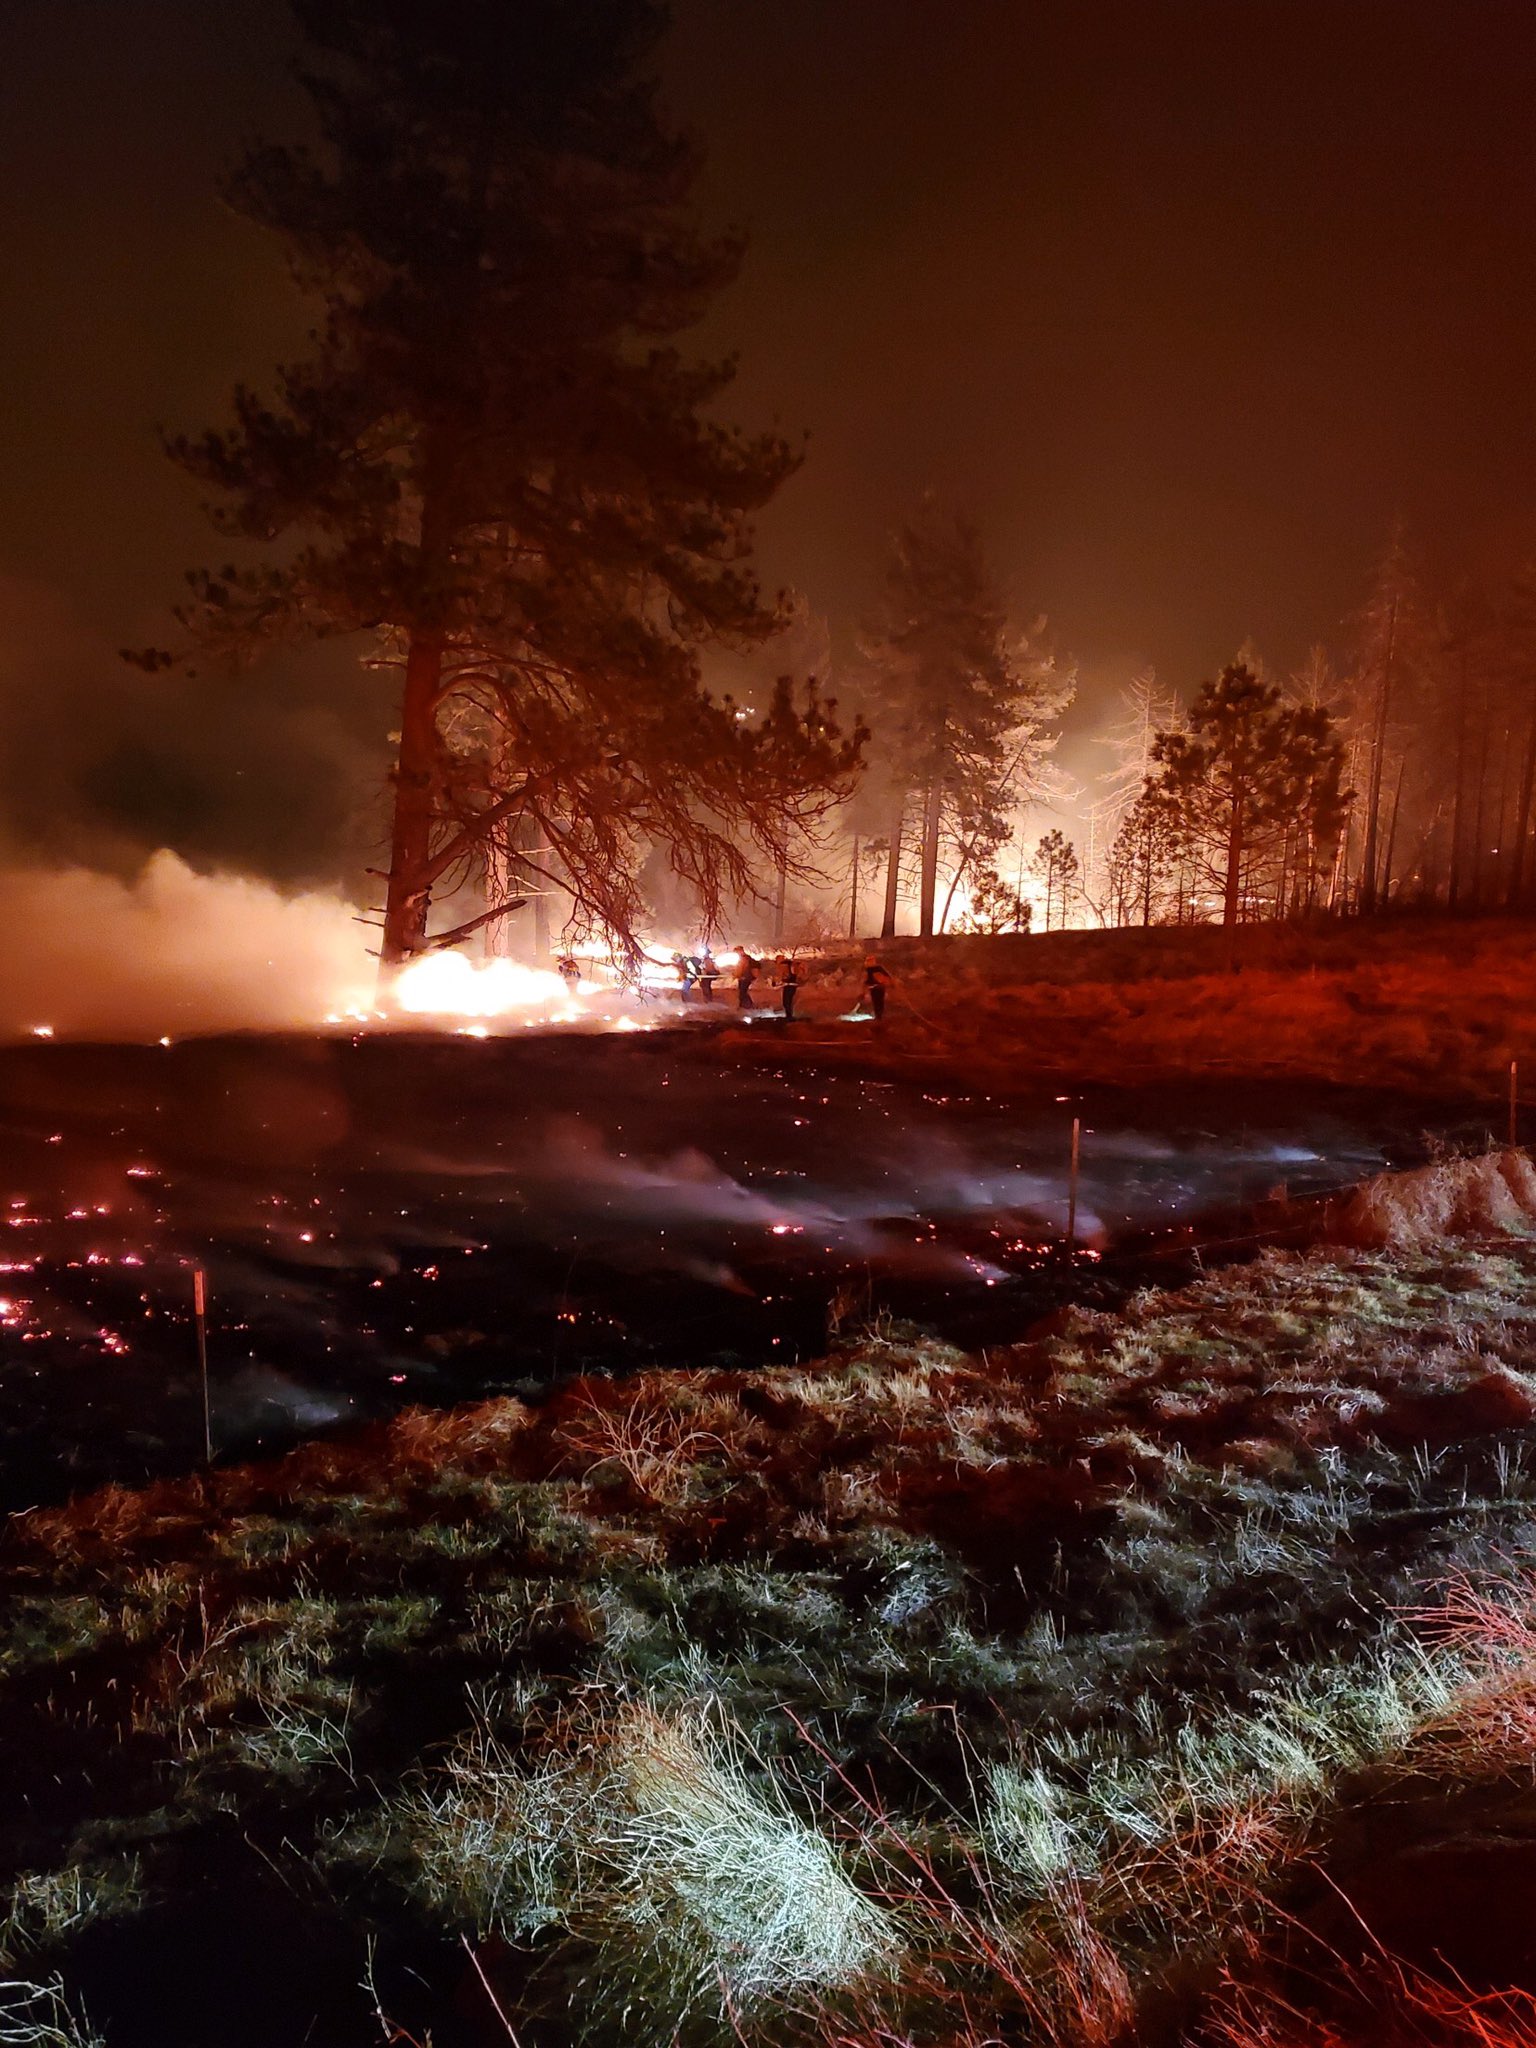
4 0 1536 884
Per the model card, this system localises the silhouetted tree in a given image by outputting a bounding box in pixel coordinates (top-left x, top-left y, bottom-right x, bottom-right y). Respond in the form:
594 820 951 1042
1031 827 1079 931
951 867 1032 935
1085 667 1179 913
1107 782 1187 927
1348 528 1423 914
1148 664 1347 927
138 0 859 967
1496 561 1536 909
860 508 1069 938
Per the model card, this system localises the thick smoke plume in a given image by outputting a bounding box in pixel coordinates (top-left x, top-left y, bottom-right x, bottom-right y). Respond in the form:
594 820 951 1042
0 850 373 1039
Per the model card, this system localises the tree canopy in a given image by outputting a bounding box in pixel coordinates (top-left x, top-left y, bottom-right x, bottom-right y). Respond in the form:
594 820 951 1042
1147 663 1347 927
859 508 1070 937
143 0 860 965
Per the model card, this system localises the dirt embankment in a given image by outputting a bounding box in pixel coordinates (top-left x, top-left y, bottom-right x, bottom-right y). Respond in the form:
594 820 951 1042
710 915 1536 1101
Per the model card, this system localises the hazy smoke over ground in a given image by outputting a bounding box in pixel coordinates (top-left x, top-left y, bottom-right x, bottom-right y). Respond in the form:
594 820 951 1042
0 850 374 1038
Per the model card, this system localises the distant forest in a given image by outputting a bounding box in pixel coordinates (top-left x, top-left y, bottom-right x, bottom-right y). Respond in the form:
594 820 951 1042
787 516 1536 944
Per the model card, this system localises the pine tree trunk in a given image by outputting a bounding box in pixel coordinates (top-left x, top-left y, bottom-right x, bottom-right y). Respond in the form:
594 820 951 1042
380 631 443 972
939 827 982 933
1448 656 1470 911
847 833 860 940
1472 685 1493 908
1358 603 1397 915
528 823 553 956
1380 756 1407 908
1507 701 1536 909
1492 725 1513 908
772 854 787 944
524 810 551 958
1222 798 1244 928
918 781 942 938
1338 735 1362 909
1275 830 1290 923
483 829 512 958
880 800 904 938
1328 812 1348 911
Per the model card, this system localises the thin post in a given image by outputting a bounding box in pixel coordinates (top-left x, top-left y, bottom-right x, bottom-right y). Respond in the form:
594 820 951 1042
1066 1115 1081 1257
1511 1059 1520 1150
193 1266 212 1464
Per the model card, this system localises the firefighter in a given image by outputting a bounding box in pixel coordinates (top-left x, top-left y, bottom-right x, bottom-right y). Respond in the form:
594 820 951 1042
776 954 802 1021
859 953 892 1020
698 950 720 1002
672 951 694 1001
556 953 581 995
735 951 759 1008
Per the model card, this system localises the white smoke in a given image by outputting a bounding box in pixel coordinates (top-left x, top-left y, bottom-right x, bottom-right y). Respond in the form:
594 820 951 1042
0 850 375 1039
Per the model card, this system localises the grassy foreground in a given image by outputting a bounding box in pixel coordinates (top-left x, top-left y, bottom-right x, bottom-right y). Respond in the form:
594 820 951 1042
6 1162 1536 2044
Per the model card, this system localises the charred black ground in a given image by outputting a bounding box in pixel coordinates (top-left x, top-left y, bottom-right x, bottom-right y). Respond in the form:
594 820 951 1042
0 1025 1486 1508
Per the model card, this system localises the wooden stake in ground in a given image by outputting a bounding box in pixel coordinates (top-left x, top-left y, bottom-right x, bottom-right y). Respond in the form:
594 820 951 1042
1067 1115 1081 1258
193 1266 211 1465
1512 1059 1520 1149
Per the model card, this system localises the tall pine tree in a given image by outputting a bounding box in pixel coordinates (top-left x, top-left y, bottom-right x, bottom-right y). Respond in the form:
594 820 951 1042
139 0 858 967
860 508 1068 938
1148 665 1347 927
1348 527 1422 915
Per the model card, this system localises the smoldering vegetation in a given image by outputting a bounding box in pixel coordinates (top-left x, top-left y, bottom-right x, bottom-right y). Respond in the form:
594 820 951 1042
0 1030 1437 1506
5 1167 1536 2046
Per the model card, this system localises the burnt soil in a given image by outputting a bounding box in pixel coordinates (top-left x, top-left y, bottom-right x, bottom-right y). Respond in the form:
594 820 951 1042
0 1026 1481 1508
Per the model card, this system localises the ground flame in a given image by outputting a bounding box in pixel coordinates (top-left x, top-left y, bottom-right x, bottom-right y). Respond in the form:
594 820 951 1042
390 951 578 1019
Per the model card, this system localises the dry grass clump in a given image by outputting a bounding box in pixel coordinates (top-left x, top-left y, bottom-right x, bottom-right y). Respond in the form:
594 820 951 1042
1339 1150 1536 1250
0 1976 103 2048
1201 1970 1536 2046
0 1865 143 1977
562 1387 731 1506
387 1697 894 2036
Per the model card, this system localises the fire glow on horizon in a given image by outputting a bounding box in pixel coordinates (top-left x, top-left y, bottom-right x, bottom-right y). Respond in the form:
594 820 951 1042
0 847 1078 1046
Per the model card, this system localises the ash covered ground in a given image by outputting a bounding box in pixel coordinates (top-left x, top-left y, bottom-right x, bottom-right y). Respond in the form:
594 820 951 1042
0 1025 1480 1506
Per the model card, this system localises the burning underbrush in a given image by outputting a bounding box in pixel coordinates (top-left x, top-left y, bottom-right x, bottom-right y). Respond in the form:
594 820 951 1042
7 1187 1536 2043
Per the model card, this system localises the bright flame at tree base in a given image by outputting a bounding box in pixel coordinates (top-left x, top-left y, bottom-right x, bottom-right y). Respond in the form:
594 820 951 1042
393 951 582 1018
361 946 664 1032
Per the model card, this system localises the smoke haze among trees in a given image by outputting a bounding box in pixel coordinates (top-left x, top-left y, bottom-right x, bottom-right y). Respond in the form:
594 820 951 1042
5 2 1536 946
